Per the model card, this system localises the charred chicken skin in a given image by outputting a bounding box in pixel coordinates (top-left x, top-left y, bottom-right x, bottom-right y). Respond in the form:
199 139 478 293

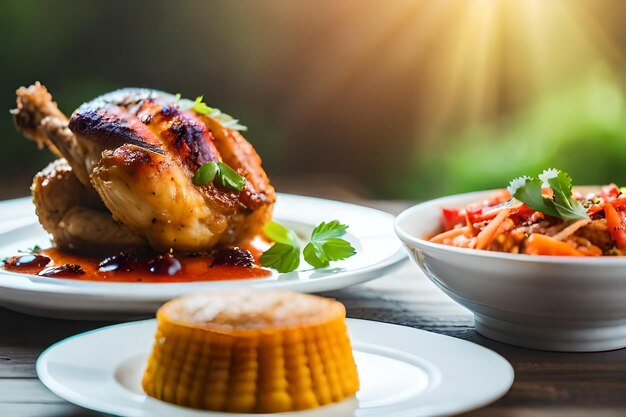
12 83 275 253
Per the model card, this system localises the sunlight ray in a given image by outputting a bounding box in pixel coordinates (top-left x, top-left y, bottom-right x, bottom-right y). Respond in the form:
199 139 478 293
281 1 444 129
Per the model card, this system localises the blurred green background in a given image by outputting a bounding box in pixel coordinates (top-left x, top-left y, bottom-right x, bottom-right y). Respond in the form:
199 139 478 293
2 0 626 201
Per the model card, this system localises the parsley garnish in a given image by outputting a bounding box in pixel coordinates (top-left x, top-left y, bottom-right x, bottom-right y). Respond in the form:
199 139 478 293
259 220 356 273
192 161 246 192
508 169 589 220
259 221 300 273
4 245 42 264
18 245 41 254
179 95 248 131
303 220 356 268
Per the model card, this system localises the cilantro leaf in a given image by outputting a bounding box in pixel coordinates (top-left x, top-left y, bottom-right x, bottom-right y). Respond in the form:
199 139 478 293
318 237 356 260
18 245 41 254
302 242 328 268
513 178 560 218
263 221 297 246
547 171 589 220
303 221 355 269
188 96 248 131
511 169 589 220
260 220 356 273
216 162 246 192
259 243 300 273
260 222 300 272
308 220 348 241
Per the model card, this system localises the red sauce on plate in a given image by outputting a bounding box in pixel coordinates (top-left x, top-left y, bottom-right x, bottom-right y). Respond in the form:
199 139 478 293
2 241 272 283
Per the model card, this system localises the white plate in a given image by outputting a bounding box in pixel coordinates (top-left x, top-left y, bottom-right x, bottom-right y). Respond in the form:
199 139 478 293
37 318 514 417
0 197 36 234
0 194 405 319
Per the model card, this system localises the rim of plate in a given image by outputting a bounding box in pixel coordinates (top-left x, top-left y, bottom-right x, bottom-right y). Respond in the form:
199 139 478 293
395 188 626 265
36 318 514 417
0 193 406 297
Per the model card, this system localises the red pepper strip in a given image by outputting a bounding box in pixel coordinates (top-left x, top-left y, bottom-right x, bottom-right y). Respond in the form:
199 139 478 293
590 186 626 217
604 201 626 250
510 203 535 223
587 201 605 216
468 203 534 225
441 208 465 231
465 210 476 235
601 184 620 200
466 206 488 224
613 195 626 208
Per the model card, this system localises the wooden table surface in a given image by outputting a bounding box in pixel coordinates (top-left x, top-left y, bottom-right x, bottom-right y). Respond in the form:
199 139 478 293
2 201 626 417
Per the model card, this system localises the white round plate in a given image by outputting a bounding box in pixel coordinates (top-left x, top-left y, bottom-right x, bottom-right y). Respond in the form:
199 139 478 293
37 318 514 417
0 194 405 319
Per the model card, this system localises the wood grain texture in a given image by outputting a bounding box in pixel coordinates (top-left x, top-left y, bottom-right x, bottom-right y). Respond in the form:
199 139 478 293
1 200 626 417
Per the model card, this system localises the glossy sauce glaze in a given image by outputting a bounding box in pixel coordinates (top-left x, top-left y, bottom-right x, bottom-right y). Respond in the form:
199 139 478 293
2 242 272 282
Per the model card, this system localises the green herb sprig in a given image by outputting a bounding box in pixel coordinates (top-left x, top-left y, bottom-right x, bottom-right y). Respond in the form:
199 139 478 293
303 221 356 268
193 161 246 192
507 168 589 220
259 222 301 273
2 245 42 265
259 220 356 273
177 95 247 131
18 245 41 254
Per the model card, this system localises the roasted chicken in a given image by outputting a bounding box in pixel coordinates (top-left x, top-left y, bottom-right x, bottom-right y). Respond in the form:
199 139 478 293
12 82 275 253
31 159 146 252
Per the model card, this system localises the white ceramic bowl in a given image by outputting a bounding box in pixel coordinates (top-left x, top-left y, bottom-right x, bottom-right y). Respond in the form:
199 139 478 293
395 189 626 352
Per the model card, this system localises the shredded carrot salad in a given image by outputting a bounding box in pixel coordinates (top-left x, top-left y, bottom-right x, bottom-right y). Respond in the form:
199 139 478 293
429 184 626 256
